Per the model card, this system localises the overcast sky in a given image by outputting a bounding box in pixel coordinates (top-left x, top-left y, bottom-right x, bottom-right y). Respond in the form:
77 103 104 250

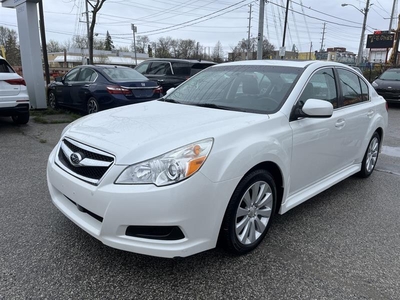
0 0 397 55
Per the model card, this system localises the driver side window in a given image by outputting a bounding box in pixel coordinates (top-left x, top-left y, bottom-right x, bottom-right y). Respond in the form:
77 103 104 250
64 68 80 82
299 68 338 108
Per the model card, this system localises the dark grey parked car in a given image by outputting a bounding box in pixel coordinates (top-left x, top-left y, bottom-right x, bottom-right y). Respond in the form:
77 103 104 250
134 58 216 92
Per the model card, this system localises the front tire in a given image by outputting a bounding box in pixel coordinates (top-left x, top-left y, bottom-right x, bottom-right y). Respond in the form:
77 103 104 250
12 112 29 125
220 169 276 255
48 91 58 109
87 97 99 114
358 132 380 178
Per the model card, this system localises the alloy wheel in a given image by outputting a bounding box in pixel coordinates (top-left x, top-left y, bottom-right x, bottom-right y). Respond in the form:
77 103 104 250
366 136 379 173
235 180 273 245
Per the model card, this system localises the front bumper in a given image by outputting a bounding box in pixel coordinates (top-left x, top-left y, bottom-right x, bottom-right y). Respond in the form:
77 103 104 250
47 145 238 258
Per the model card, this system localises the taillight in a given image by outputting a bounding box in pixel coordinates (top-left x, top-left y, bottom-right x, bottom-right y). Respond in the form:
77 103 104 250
386 100 389 112
106 86 131 95
5 78 26 86
153 86 163 94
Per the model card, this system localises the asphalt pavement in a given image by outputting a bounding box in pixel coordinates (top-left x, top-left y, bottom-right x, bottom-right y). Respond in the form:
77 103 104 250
1 106 400 300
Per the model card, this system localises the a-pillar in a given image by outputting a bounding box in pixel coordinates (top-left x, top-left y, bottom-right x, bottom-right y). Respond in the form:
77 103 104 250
2 0 47 109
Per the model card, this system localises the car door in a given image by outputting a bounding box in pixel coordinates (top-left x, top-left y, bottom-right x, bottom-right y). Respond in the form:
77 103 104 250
145 61 175 91
74 68 98 110
57 67 80 107
334 68 374 164
288 68 348 195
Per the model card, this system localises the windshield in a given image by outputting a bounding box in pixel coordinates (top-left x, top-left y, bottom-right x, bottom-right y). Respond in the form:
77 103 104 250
163 65 303 113
102 67 148 82
379 69 400 81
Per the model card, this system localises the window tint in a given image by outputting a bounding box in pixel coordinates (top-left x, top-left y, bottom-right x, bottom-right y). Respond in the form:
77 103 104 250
300 68 338 108
171 62 190 76
360 78 369 101
78 68 97 82
147 62 172 75
190 63 214 76
338 69 364 106
64 68 80 82
135 62 150 74
0 59 14 73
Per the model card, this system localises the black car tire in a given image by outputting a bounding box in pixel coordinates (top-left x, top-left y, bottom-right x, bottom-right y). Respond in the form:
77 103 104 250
219 169 276 255
87 97 100 114
48 91 58 109
12 112 29 125
358 132 380 178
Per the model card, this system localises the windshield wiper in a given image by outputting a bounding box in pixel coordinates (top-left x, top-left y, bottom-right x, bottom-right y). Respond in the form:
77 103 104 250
193 103 231 110
161 98 182 104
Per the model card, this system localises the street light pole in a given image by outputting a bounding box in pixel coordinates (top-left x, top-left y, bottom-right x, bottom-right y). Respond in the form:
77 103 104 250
342 1 371 66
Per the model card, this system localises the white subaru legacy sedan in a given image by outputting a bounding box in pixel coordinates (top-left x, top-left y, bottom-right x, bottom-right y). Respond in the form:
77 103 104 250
47 60 388 258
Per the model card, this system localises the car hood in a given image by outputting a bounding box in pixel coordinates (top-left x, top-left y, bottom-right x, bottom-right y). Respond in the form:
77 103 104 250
374 79 400 90
63 100 269 164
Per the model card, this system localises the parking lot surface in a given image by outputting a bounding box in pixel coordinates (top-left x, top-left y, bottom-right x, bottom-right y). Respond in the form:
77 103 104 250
1 106 400 299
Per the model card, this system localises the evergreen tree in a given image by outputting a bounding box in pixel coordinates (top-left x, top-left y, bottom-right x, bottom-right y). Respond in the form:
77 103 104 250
104 31 114 51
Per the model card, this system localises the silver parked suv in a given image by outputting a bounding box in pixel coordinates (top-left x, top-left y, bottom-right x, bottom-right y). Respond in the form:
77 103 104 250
0 55 30 124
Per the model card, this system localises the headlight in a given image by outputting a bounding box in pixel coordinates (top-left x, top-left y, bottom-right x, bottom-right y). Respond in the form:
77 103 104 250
115 138 213 186
372 81 378 88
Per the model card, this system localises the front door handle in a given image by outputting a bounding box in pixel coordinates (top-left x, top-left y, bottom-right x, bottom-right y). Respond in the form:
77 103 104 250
335 119 345 128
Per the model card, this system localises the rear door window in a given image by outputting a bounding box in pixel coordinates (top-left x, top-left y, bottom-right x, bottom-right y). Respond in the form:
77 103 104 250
190 63 214 76
0 59 14 73
147 62 172 75
337 69 365 106
171 62 190 76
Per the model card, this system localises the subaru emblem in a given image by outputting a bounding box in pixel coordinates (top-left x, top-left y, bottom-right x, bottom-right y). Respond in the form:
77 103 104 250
70 152 83 167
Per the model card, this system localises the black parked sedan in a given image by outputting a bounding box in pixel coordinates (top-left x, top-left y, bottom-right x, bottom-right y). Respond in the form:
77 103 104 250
48 65 162 114
372 68 400 104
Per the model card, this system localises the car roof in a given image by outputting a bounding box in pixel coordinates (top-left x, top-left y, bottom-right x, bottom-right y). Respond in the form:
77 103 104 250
78 64 131 70
142 58 216 64
214 60 353 70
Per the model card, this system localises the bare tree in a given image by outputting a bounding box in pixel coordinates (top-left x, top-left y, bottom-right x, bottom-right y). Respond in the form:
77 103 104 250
47 40 63 52
212 41 224 63
0 26 21 65
156 36 172 58
87 0 106 64
134 35 150 53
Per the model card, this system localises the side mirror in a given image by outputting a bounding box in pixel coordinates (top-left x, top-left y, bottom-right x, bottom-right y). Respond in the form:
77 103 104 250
166 87 175 95
292 99 333 120
302 99 333 118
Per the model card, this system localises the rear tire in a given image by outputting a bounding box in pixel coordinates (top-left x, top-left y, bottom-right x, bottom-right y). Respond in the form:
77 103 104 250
358 132 380 178
12 112 29 125
87 97 99 114
219 169 276 255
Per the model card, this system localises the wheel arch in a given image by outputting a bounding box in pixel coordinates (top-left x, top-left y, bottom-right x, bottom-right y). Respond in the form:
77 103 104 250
243 161 284 215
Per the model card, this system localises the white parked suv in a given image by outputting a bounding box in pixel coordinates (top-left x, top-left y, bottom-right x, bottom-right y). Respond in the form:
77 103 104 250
0 56 30 124
47 60 388 258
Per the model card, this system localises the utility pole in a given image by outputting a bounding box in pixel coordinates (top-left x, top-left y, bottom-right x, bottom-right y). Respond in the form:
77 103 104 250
309 41 313 60
257 0 265 60
246 3 252 60
357 0 370 66
389 0 397 30
281 0 290 59
247 3 252 60
131 24 137 66
320 23 326 51
85 0 90 63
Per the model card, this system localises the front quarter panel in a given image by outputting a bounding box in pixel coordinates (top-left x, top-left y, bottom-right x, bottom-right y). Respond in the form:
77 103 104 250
200 112 291 186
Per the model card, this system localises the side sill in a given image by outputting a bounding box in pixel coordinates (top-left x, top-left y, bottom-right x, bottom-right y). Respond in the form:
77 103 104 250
280 164 361 214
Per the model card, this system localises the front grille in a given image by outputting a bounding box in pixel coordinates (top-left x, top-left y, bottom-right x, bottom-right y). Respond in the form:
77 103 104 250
56 137 114 185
